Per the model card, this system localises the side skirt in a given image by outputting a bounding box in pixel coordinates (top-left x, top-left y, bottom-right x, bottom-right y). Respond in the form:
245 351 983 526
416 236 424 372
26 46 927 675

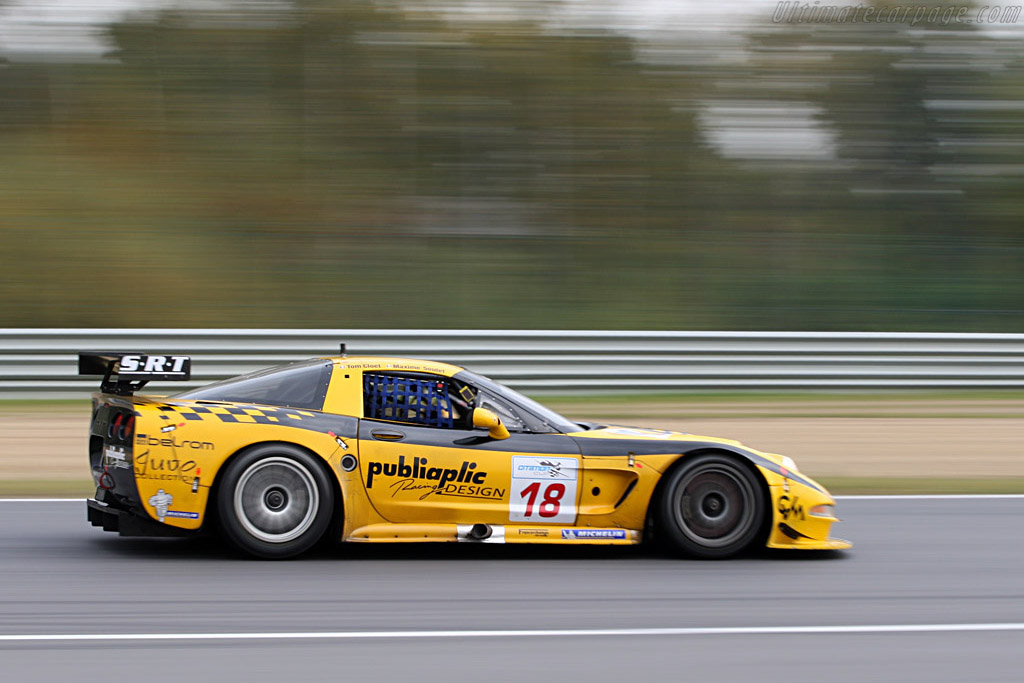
346 523 640 545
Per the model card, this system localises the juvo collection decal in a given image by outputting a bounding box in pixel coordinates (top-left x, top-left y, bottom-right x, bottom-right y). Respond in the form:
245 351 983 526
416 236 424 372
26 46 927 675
134 450 200 483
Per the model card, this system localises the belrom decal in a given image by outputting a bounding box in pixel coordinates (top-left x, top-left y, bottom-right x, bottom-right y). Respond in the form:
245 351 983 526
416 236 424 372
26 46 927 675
136 433 214 450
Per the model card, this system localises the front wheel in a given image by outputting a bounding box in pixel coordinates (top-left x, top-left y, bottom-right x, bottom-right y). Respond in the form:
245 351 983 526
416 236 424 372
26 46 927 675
217 444 334 559
656 453 765 559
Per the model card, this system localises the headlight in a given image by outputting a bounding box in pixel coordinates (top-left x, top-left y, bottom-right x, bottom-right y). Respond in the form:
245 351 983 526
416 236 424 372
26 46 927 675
809 504 835 518
781 456 798 473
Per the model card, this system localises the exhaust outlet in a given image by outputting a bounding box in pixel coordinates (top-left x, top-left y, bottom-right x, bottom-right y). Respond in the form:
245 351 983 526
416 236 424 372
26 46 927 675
467 523 492 540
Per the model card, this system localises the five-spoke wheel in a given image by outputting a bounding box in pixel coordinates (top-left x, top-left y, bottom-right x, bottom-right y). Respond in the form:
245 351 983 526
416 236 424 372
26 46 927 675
217 444 334 559
656 453 765 559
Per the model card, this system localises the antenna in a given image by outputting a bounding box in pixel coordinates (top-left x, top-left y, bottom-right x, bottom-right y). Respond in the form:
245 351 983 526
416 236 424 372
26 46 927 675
339 343 347 358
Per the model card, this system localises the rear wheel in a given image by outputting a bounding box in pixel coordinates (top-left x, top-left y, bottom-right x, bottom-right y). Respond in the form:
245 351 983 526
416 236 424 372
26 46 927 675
217 444 334 559
656 453 765 559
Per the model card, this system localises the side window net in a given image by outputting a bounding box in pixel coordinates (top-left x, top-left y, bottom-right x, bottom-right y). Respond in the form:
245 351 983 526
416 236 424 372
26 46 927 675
363 373 454 429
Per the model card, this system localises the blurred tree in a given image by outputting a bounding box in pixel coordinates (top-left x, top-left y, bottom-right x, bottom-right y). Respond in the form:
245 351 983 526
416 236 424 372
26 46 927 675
729 1 1024 330
0 1 1022 331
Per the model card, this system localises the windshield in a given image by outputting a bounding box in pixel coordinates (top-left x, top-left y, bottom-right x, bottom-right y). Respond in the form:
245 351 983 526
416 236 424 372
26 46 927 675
455 370 580 434
175 360 332 411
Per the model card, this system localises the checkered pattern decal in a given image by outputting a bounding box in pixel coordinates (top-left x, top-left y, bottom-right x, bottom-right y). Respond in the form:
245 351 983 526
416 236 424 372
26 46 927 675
153 402 358 437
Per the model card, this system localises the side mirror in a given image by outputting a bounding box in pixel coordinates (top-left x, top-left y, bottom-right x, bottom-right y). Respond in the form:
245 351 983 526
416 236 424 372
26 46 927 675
472 407 510 440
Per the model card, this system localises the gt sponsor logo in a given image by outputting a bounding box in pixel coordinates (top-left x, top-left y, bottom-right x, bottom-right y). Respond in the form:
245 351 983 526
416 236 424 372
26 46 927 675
366 455 486 489
436 483 505 500
136 434 214 450
102 445 130 470
148 489 173 521
778 495 805 521
134 450 198 482
165 510 199 519
601 427 677 438
118 355 189 374
515 460 572 479
145 488 198 521
561 529 626 540
518 529 550 537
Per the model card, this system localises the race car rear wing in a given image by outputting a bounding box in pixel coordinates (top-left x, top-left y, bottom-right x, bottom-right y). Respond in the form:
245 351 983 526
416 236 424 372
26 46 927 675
78 353 191 396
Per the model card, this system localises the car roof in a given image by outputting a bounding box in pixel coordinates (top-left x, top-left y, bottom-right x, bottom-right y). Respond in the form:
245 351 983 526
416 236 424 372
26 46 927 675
318 356 466 378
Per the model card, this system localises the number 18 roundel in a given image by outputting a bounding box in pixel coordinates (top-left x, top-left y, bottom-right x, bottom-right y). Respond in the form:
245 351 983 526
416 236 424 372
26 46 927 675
509 456 578 524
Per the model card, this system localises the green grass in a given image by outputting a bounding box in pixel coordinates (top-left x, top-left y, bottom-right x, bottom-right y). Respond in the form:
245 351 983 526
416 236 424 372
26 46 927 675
0 400 90 411
0 479 95 498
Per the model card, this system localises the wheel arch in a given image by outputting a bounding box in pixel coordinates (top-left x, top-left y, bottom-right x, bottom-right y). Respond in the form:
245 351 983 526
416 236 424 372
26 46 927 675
203 440 344 538
644 447 772 548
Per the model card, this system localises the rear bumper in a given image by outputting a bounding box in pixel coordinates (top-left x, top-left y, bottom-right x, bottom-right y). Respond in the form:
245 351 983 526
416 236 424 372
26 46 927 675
87 498 194 538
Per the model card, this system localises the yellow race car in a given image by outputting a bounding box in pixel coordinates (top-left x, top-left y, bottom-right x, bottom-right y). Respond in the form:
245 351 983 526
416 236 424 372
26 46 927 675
81 351 850 559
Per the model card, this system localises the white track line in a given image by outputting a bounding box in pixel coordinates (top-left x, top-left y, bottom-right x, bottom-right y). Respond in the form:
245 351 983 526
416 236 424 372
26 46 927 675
0 499 83 503
3 623 1024 643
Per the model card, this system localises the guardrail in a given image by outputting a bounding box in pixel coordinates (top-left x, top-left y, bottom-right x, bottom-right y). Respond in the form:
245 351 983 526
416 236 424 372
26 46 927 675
3 329 1024 398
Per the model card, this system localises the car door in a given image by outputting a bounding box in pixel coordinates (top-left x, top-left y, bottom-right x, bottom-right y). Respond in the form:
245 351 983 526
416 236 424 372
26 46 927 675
357 371 582 526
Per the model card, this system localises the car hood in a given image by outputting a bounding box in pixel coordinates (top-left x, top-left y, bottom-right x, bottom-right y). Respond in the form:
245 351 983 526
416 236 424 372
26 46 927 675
568 423 742 446
566 423 792 469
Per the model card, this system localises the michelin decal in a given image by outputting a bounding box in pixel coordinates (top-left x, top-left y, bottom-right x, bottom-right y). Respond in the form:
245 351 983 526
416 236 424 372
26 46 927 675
146 489 199 521
561 529 627 540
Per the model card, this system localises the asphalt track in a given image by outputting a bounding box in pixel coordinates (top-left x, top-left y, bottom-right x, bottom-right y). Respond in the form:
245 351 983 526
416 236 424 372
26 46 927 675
3 497 1024 682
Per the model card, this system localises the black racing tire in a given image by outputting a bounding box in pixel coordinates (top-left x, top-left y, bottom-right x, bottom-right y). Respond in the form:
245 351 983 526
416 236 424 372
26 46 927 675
656 452 766 559
217 443 334 559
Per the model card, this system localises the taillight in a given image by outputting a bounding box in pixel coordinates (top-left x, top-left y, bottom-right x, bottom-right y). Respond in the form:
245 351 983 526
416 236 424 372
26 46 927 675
121 415 135 441
105 411 135 442
108 413 123 439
